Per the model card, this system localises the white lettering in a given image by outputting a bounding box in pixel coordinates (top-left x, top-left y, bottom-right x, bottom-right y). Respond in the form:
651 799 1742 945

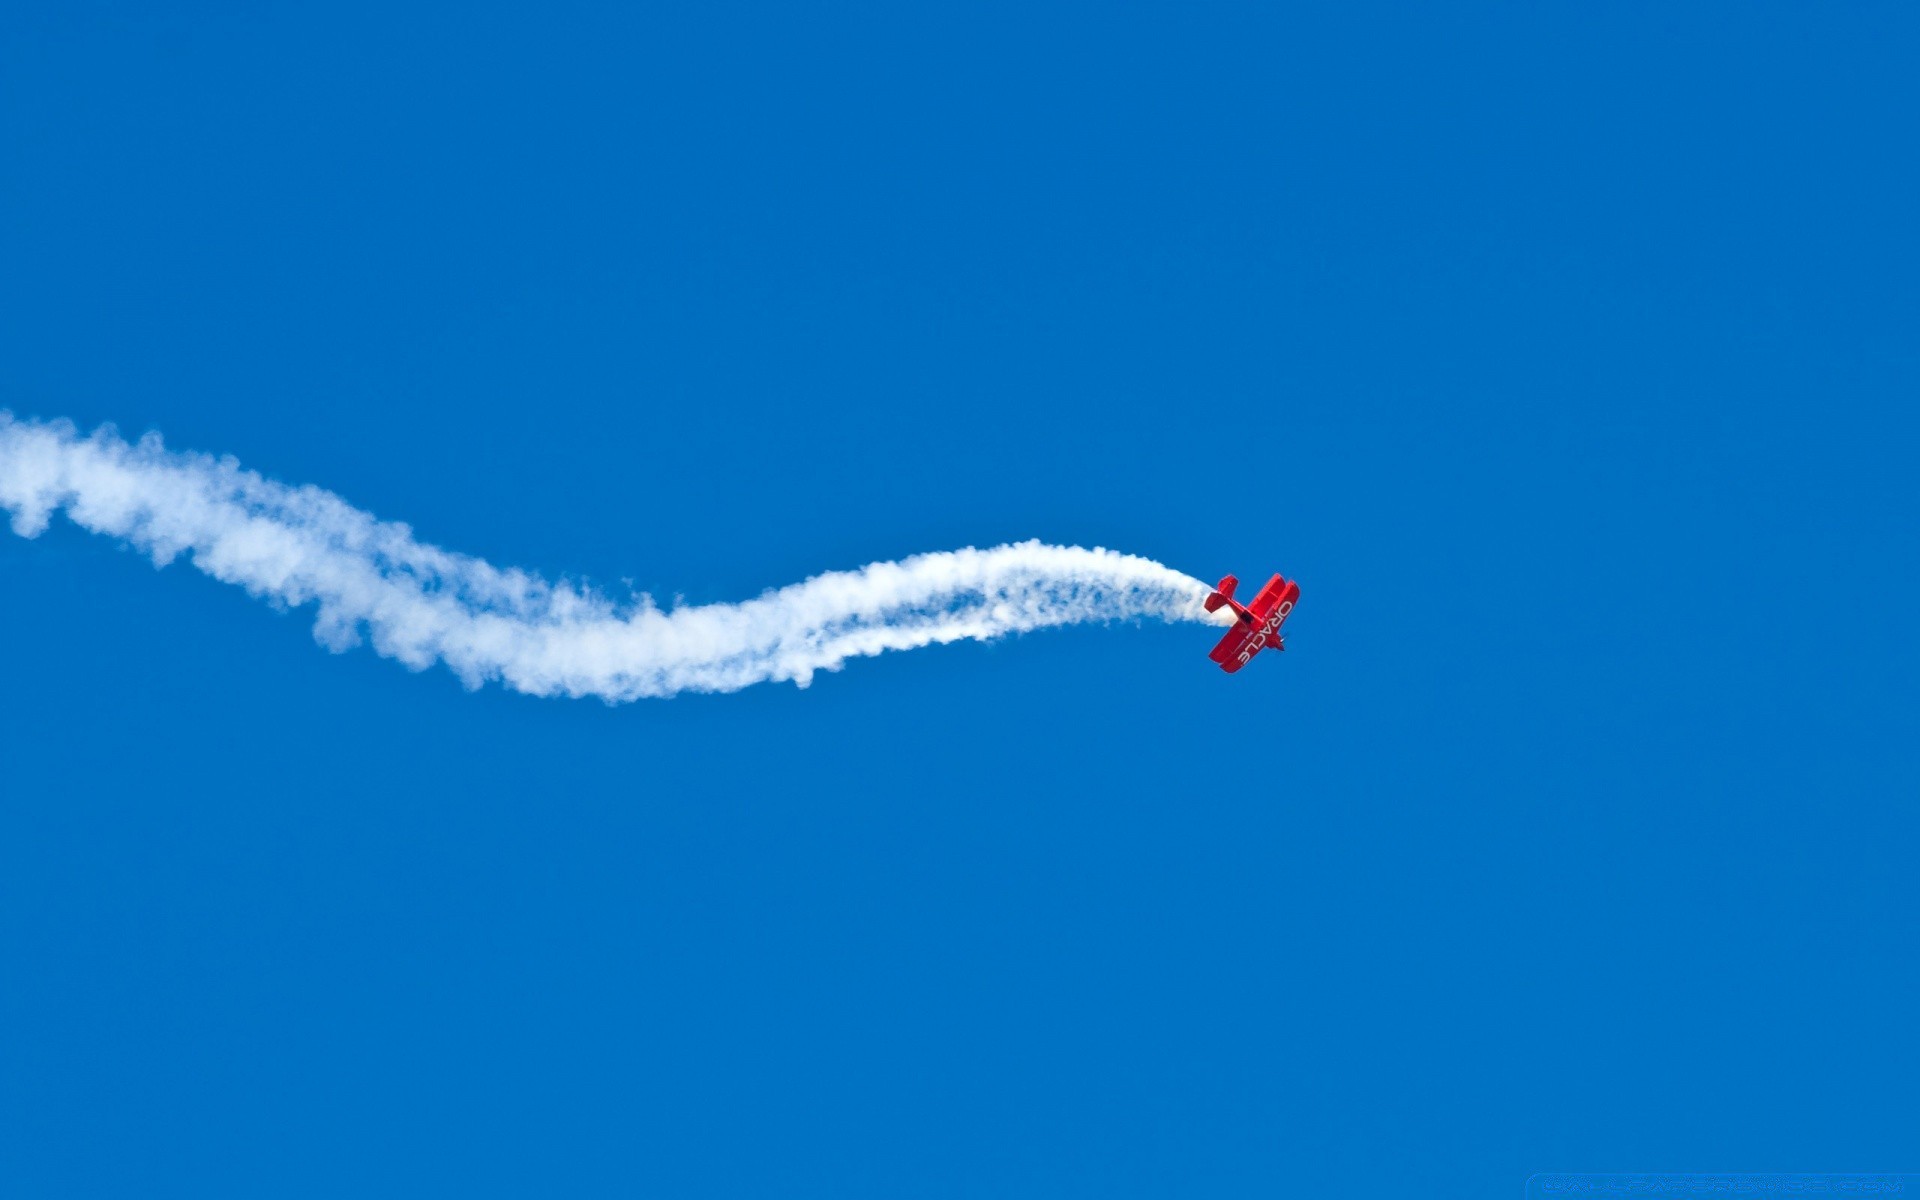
1233 599 1292 665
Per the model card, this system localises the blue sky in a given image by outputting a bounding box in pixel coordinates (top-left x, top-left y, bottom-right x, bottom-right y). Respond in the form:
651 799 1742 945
3 3 1917 1195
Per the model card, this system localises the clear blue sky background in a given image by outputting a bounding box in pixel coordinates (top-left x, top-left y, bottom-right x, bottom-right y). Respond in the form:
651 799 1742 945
3 3 1916 1196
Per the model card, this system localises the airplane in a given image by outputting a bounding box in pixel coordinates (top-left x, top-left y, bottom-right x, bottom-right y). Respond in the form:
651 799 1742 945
1203 573 1300 673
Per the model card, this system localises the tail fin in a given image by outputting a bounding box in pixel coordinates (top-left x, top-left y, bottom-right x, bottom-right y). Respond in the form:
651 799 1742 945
1204 574 1254 625
1203 574 1239 614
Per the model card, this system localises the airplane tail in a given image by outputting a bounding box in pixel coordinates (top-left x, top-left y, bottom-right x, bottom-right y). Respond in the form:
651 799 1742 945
1204 574 1253 626
1203 574 1239 614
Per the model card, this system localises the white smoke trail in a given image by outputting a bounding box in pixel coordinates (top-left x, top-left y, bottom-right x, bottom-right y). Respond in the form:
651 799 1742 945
0 413 1221 701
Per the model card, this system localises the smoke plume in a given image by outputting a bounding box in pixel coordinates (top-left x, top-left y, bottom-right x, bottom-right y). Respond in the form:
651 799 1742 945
0 414 1218 701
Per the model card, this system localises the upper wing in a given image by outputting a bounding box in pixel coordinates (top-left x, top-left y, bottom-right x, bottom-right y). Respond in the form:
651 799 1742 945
1247 574 1288 616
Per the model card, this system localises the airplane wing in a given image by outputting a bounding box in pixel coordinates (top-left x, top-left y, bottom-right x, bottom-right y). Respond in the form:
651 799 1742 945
1247 574 1289 616
1209 624 1252 668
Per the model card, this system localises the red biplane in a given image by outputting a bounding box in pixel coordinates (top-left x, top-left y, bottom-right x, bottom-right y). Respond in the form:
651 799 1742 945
1204 573 1300 673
